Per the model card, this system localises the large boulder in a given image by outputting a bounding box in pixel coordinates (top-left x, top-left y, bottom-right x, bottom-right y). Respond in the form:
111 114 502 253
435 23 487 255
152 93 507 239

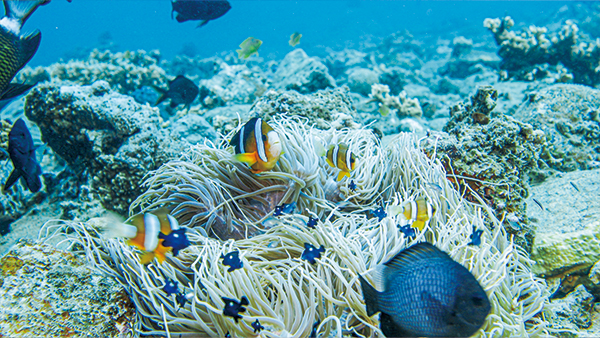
274 49 336 94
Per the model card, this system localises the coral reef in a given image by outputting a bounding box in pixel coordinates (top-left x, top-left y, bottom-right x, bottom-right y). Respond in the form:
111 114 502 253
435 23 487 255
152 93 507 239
0 240 135 337
440 36 500 79
24 81 215 215
514 84 600 172
426 86 545 251
40 122 550 337
369 83 423 119
198 63 269 107
248 87 361 130
484 17 600 86
346 67 379 96
273 49 336 94
19 49 168 96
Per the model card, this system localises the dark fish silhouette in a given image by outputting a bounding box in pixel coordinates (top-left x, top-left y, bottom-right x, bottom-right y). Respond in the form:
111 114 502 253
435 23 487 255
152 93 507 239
306 216 318 229
359 242 490 337
154 75 199 109
222 296 249 323
301 243 325 264
176 293 187 307
468 226 484 246
163 279 178 296
158 227 190 256
251 319 264 333
398 224 416 239
0 0 48 108
3 118 42 193
273 201 296 216
369 206 387 221
220 250 243 272
171 0 231 28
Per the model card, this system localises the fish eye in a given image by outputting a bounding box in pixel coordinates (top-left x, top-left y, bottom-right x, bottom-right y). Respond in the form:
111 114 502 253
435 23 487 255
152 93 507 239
229 255 233 259
350 157 355 163
262 134 267 141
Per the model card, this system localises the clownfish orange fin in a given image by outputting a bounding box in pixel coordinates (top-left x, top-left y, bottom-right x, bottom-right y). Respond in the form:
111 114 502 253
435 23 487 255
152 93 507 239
325 157 335 169
412 220 426 232
139 251 156 265
234 152 258 166
336 171 349 182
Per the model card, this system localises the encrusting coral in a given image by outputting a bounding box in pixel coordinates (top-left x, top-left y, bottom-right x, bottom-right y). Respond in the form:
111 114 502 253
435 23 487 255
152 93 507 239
38 118 552 337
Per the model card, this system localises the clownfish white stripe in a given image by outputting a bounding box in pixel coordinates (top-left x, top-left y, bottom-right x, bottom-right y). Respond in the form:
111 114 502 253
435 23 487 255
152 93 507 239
346 148 352 169
426 202 433 220
410 201 417 221
238 125 246 154
255 118 268 162
167 214 179 231
144 213 160 251
332 145 339 168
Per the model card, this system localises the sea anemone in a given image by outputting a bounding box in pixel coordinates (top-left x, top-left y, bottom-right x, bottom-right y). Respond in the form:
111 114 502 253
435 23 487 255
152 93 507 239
39 124 551 337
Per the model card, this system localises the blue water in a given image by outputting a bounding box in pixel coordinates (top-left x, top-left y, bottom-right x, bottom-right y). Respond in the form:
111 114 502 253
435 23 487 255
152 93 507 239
24 0 566 66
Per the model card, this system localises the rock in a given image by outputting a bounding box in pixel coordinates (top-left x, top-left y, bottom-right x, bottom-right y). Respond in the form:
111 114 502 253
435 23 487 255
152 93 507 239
514 84 600 172
248 87 360 130
24 81 212 214
274 49 336 94
324 48 369 80
203 104 251 136
378 66 409 95
198 63 269 106
346 67 379 96
0 240 136 337
439 50 500 79
531 220 600 277
548 285 594 331
171 114 218 145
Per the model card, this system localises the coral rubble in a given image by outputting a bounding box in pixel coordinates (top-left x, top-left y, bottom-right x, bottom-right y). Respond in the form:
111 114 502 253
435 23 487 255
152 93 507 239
0 240 135 337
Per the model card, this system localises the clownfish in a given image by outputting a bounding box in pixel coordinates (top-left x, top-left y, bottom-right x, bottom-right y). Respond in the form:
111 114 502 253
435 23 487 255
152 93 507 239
324 143 356 181
389 198 435 231
230 117 282 173
103 208 190 264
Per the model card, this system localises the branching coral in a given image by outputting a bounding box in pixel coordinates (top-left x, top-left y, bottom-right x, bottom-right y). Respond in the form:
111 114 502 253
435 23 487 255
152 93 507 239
39 127 551 337
369 84 423 119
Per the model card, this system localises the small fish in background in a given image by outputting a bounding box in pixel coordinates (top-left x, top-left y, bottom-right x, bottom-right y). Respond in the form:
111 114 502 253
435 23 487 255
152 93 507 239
224 331 231 338
289 32 302 47
378 103 390 116
3 118 42 193
388 198 434 231
237 37 262 59
369 206 387 221
220 250 243 272
101 208 190 264
468 225 484 246
0 0 49 109
222 296 249 323
171 0 231 27
175 293 188 307
273 201 296 216
153 75 199 110
252 319 264 333
349 179 357 192
163 279 178 296
398 224 416 238
316 141 356 182
309 319 321 338
301 243 325 264
359 242 490 337
230 117 282 173
306 216 319 229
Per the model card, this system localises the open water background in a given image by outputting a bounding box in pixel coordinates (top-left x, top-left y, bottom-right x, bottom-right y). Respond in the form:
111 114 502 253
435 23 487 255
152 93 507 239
22 0 567 66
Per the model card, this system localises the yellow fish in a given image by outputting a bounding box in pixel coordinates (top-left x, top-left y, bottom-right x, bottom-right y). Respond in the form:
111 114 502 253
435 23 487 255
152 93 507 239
230 117 282 173
237 37 262 59
289 32 302 47
389 198 434 231
324 143 356 181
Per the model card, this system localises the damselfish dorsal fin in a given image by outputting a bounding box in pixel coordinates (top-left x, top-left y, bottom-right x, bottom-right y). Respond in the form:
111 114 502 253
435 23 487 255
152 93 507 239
384 242 449 271
18 30 41 70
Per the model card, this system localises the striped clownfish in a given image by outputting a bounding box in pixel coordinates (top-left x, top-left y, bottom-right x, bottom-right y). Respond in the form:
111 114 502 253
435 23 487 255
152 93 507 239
103 208 190 264
324 143 356 182
389 198 435 231
230 117 282 173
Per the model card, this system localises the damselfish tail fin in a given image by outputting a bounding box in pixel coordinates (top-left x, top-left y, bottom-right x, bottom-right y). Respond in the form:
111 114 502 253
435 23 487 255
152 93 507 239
18 29 41 68
4 0 50 27
358 274 380 317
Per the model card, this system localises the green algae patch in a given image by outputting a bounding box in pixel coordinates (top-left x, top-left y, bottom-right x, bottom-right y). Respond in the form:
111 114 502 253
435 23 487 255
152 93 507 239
531 221 600 277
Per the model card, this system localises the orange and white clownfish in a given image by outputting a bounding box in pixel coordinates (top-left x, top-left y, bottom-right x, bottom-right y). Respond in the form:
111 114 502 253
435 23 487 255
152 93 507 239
389 198 435 231
324 143 356 181
103 208 190 264
230 117 282 173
